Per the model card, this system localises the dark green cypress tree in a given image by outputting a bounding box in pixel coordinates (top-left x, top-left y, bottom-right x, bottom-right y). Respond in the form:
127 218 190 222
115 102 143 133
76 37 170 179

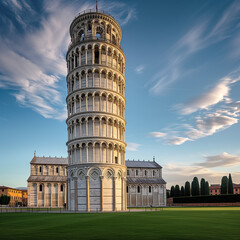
175 185 180 197
205 181 209 195
200 178 206 195
167 191 170 198
228 173 233 194
191 177 200 196
170 186 175 197
221 176 228 194
185 181 191 196
180 186 185 196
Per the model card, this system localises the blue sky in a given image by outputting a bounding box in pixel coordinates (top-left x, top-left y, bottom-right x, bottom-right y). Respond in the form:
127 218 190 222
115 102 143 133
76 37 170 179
0 0 240 188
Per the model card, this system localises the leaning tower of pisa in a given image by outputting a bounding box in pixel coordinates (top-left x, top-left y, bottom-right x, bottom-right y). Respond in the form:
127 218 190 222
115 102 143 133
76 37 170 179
66 9 127 211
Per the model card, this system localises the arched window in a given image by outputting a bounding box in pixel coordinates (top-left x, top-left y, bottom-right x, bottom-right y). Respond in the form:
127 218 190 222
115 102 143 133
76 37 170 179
153 170 155 176
79 30 84 41
115 156 118 164
136 170 138 176
145 170 147 176
94 46 99 64
56 167 59 174
149 186 152 193
127 170 129 176
39 184 43 192
39 166 42 173
61 184 64 192
137 186 141 193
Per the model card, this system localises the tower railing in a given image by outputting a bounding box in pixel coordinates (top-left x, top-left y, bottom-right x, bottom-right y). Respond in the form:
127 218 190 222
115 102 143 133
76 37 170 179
73 9 114 20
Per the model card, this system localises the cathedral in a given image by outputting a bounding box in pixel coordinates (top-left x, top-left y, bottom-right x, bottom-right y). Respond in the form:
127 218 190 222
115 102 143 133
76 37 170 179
27 8 166 211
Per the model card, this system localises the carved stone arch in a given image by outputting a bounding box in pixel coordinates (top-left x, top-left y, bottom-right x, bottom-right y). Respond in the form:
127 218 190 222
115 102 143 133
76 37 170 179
93 141 101 147
80 93 86 99
80 45 86 52
103 168 115 178
93 91 100 97
87 167 102 178
101 69 107 75
80 117 86 123
87 44 92 50
93 115 100 121
77 168 86 180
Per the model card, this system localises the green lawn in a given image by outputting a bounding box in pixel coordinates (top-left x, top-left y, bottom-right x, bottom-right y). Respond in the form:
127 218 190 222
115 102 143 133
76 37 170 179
0 207 240 239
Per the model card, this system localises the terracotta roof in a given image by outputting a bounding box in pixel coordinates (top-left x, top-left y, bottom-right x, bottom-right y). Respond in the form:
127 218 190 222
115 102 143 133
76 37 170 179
27 176 67 182
125 160 162 169
0 186 24 191
127 177 166 184
30 156 68 165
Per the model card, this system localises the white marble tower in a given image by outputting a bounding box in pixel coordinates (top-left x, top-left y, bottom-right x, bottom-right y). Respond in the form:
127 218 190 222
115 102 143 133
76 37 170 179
66 8 127 211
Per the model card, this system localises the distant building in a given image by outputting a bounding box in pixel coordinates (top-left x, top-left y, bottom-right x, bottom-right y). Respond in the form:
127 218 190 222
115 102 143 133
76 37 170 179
209 184 221 195
126 160 166 207
0 186 27 206
209 183 240 195
233 184 240 194
27 153 67 207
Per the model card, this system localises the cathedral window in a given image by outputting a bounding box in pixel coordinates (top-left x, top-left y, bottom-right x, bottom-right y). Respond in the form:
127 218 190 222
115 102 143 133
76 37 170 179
127 170 129 176
39 166 42 173
61 184 64 192
149 186 152 193
137 186 141 193
115 157 118 164
136 170 138 176
56 167 59 174
39 184 43 192
153 170 155 176
145 170 147 176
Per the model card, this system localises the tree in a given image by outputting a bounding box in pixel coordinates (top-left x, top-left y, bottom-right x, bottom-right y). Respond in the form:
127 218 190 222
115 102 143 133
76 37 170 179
191 177 200 196
200 178 206 195
175 185 180 197
185 181 191 196
205 181 209 195
180 186 185 196
170 186 175 197
167 191 170 198
0 195 10 205
228 173 233 194
221 176 228 194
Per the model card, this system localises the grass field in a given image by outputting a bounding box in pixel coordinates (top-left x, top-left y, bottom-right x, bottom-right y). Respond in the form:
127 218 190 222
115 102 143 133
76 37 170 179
0 207 240 240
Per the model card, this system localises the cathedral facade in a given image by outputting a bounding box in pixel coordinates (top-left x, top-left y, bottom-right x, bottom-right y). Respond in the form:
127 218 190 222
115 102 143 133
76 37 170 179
27 155 166 208
27 154 67 207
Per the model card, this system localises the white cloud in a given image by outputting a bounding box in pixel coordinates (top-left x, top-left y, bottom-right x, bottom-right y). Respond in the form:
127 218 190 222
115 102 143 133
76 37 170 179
126 143 140 151
166 137 191 145
135 65 145 74
177 78 234 115
149 132 166 138
164 152 240 187
0 0 136 120
197 152 240 168
149 1 240 95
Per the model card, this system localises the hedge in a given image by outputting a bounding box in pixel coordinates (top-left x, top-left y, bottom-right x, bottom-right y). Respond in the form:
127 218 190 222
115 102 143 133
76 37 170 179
0 195 10 205
173 194 240 204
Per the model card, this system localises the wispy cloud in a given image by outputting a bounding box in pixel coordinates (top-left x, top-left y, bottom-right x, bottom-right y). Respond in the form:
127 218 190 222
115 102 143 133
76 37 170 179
149 1 240 95
0 0 136 120
126 142 140 151
135 64 145 74
150 65 240 145
164 152 240 187
196 152 240 168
